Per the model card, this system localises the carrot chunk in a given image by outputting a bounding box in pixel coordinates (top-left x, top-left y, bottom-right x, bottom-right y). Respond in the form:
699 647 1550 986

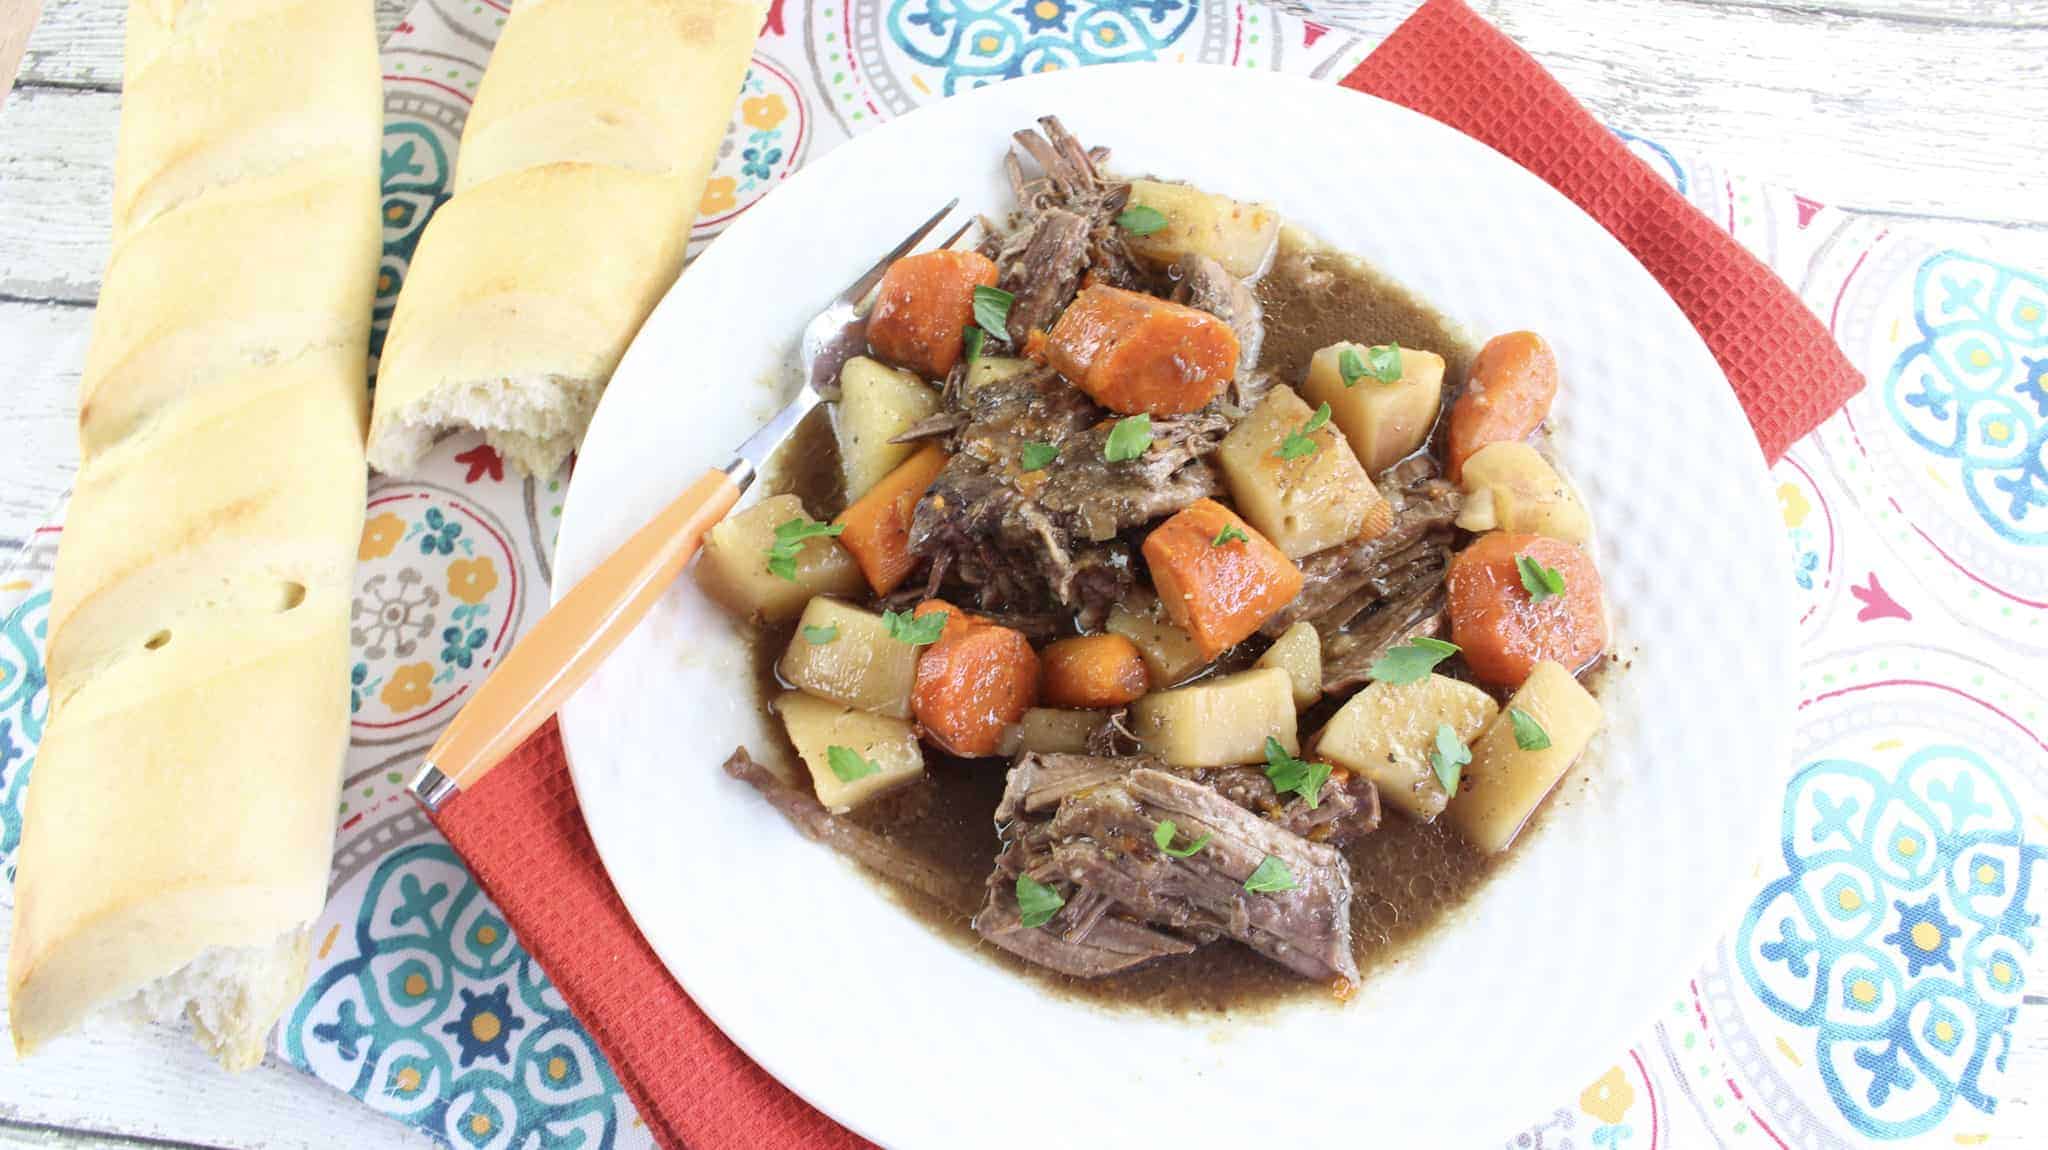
913 619 1041 757
867 250 1000 379
1044 285 1238 416
911 598 978 645
1446 331 1559 480
1039 634 1151 709
1445 533 1607 689
834 444 947 595
1141 499 1303 660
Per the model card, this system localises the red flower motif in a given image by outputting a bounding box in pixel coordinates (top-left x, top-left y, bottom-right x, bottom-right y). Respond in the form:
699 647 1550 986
455 444 504 484
763 0 786 36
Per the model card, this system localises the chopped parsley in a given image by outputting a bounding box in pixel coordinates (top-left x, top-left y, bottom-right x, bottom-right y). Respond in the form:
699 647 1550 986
1016 874 1065 928
1244 856 1297 893
963 325 985 363
1509 707 1552 751
801 623 839 645
1429 723 1471 796
1153 819 1211 858
1517 553 1566 601
973 284 1014 342
1263 737 1332 809
1338 342 1403 386
825 745 879 783
1020 441 1060 471
1115 204 1169 236
882 607 947 646
1212 522 1250 547
1104 414 1153 462
1276 402 1332 461
764 517 844 582
1367 636 1460 686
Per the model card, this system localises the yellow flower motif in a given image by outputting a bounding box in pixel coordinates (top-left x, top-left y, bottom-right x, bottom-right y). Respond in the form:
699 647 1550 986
1776 482 1810 530
741 94 787 132
699 176 737 216
1580 1065 1636 1125
381 662 435 713
359 513 405 560
446 556 499 605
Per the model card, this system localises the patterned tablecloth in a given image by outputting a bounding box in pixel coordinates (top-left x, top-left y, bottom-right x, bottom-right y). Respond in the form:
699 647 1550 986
1 1 2043 1147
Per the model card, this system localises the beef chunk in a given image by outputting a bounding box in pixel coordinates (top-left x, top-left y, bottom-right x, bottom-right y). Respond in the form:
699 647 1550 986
1044 769 1358 984
1260 461 1460 638
996 752 1379 847
723 748 978 912
1320 585 1451 695
974 835 1196 978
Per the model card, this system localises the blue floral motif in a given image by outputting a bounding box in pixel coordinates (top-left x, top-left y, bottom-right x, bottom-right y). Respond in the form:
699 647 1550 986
374 123 454 361
1884 253 2048 544
1737 746 2043 1138
889 0 1199 96
288 844 632 1148
415 508 464 556
440 626 486 670
739 145 782 182
0 591 50 876
349 662 384 715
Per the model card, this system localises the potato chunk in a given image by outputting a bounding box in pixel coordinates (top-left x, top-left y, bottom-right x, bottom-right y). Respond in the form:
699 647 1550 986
1445 661 1603 852
837 356 939 501
1106 596 1209 687
1218 385 1390 559
1132 667 1296 766
964 355 1037 395
1013 707 1108 755
776 691 923 812
1255 621 1322 709
1122 179 1281 278
1452 442 1593 544
695 494 865 624
1301 343 1446 476
777 598 918 718
1311 673 1498 820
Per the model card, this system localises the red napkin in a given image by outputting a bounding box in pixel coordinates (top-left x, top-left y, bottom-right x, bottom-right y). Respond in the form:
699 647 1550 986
428 4 1866 1147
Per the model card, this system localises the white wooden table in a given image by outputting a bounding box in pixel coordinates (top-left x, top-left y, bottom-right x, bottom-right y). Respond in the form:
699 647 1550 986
0 0 2042 1146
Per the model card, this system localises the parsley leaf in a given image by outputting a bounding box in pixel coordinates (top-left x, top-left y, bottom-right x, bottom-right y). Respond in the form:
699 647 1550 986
1015 874 1065 928
1116 204 1169 236
764 517 845 582
1020 441 1060 471
1367 635 1460 686
1152 819 1211 858
1244 856 1297 893
1276 402 1332 461
1263 737 1332 809
802 623 839 645
882 608 947 646
1429 723 1471 796
826 745 879 783
973 284 1013 342
1104 414 1153 462
1517 554 1567 601
1366 342 1403 382
963 325 985 363
1338 346 1369 388
1212 522 1249 547
1509 707 1552 751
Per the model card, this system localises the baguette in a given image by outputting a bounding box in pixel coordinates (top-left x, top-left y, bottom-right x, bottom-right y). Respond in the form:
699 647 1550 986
6 0 380 1069
367 0 769 478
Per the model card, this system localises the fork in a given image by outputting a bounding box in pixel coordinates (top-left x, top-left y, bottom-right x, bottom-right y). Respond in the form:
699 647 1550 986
412 200 968 810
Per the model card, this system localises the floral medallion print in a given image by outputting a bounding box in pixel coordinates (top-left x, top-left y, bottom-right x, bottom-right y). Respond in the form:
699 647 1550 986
349 487 526 740
1884 253 2048 545
692 57 809 244
1775 452 1837 631
886 0 1201 95
373 121 454 361
288 844 633 1149
0 589 47 877
1732 664 2044 1140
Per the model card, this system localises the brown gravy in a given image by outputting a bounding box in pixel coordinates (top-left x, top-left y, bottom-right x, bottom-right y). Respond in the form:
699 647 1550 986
745 234 1523 1015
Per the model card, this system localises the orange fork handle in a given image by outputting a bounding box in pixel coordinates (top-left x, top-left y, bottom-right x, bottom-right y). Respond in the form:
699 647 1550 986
420 467 742 796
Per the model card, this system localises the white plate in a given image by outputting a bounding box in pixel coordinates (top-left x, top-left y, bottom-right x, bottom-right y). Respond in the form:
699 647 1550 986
556 63 1793 1145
